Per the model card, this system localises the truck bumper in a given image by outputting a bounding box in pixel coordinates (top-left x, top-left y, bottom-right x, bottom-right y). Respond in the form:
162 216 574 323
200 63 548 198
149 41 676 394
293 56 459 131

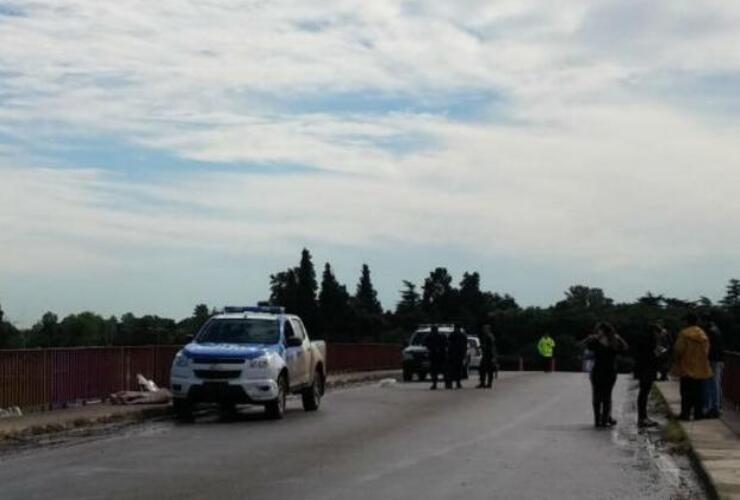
171 376 279 404
403 360 431 372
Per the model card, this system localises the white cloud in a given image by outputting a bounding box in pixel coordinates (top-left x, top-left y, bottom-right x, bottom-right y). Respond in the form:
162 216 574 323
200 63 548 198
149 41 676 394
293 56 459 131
1 0 740 324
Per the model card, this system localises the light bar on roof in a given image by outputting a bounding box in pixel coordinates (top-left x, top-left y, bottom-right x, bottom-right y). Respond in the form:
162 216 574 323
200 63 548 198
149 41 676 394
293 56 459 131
223 306 285 314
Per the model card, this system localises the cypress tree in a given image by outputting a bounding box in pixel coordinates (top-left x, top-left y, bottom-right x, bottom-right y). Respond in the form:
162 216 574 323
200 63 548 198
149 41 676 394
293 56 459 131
355 264 382 314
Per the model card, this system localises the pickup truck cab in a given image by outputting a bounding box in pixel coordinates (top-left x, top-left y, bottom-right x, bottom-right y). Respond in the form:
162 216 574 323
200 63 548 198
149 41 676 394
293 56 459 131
402 324 472 382
170 306 326 420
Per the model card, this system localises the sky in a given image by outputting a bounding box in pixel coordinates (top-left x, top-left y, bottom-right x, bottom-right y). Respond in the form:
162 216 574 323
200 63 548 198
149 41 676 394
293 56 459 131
1 0 740 327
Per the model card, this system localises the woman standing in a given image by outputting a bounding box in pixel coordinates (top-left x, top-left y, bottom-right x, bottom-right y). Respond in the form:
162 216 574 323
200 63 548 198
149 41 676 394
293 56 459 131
580 322 629 428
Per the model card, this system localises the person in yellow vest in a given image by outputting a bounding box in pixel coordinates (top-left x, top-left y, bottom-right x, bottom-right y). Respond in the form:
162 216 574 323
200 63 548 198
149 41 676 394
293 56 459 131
538 333 556 372
671 313 712 421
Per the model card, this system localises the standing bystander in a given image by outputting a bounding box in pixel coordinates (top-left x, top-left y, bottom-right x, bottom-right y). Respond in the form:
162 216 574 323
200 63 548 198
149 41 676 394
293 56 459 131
672 313 712 421
538 333 556 373
701 313 725 418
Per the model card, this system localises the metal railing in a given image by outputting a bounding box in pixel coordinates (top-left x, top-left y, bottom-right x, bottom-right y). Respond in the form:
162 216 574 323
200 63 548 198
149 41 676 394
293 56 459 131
723 351 740 411
0 343 401 412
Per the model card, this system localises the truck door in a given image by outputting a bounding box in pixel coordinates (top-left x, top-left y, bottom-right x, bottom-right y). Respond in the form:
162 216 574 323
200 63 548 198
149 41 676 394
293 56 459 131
283 319 304 389
289 318 311 387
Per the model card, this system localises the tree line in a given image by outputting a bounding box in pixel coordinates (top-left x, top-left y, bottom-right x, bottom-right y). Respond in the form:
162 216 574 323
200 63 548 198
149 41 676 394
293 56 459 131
1 249 739 371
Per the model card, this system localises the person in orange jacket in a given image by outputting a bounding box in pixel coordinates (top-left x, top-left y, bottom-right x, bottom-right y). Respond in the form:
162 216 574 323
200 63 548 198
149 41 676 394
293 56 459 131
671 313 712 421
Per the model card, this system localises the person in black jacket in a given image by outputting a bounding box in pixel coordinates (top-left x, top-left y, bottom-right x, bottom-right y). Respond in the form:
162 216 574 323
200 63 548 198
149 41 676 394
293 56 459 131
579 322 629 428
633 323 661 428
425 325 448 390
701 314 725 418
477 324 496 389
447 324 468 389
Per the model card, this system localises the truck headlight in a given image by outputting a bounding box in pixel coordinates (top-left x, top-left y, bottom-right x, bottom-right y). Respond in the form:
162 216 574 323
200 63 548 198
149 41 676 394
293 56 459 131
249 357 269 369
174 352 190 367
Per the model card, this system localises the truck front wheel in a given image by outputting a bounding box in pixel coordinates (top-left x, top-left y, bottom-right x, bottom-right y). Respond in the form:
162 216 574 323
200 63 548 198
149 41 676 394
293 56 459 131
266 374 287 420
302 369 324 412
174 398 194 422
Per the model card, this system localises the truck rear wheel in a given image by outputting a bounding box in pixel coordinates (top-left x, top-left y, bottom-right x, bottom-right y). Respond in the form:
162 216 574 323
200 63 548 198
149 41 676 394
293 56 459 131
402 367 413 382
266 374 287 420
302 369 324 411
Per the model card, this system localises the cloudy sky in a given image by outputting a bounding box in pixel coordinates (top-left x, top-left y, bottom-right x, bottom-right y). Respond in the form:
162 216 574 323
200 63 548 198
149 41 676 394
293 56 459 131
1 0 739 327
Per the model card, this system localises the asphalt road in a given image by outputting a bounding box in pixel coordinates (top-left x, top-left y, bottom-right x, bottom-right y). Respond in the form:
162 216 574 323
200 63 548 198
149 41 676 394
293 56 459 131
0 372 702 500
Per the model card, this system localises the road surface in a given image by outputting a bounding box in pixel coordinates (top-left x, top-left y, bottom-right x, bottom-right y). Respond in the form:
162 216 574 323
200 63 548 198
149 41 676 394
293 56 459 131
0 372 703 499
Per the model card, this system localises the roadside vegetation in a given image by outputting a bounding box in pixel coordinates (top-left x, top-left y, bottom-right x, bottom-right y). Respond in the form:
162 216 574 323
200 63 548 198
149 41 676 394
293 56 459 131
1 249 739 371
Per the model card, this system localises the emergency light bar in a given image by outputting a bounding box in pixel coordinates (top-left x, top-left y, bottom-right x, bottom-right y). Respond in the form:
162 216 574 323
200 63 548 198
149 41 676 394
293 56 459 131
223 306 286 314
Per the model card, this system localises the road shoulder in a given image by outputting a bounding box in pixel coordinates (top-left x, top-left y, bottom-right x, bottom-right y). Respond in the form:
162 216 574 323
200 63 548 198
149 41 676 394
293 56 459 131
0 370 400 446
655 380 740 500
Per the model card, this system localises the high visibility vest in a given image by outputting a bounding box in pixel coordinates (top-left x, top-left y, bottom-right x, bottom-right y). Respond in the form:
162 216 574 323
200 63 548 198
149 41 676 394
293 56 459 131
538 337 555 358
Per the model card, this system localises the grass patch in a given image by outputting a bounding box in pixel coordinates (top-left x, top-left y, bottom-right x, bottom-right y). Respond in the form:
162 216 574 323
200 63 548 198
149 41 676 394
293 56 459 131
663 420 691 454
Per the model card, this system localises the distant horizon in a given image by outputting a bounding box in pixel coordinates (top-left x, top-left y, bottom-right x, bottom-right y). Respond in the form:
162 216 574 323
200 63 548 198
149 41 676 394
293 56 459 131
2 251 735 329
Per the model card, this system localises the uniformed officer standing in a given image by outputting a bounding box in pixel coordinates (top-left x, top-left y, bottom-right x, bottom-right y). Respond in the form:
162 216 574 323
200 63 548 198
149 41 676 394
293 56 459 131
477 324 496 389
425 325 448 390
447 324 468 389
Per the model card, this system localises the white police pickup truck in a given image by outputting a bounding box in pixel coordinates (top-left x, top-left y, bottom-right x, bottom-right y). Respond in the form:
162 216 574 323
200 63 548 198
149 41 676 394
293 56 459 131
170 306 326 420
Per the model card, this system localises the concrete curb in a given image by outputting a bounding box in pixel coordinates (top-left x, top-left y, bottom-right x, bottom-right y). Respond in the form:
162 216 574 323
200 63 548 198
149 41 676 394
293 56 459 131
0 406 172 444
654 384 721 500
0 370 400 444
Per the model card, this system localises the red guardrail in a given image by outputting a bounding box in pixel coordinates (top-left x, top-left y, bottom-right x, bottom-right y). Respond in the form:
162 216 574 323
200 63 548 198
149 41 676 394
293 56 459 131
0 343 401 411
723 351 740 411
326 343 401 373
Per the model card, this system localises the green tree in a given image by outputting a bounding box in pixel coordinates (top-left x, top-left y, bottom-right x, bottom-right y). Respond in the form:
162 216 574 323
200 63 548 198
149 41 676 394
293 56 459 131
394 280 425 333
557 285 613 310
354 264 382 315
721 279 740 308
192 304 211 334
269 268 300 311
422 267 457 321
29 312 60 347
318 263 352 341
0 302 23 349
296 248 319 333
351 264 384 341
637 292 664 307
58 312 109 347
396 280 421 315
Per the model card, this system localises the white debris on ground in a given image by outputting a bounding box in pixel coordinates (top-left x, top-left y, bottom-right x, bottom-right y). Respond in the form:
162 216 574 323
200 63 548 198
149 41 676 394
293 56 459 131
0 406 23 418
378 378 397 388
110 374 172 405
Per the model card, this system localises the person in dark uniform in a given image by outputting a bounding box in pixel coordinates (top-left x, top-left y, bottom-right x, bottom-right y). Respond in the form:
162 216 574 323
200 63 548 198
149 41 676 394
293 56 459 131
425 325 448 390
477 324 496 389
580 322 628 428
701 313 725 418
655 321 671 381
632 323 660 428
447 324 468 389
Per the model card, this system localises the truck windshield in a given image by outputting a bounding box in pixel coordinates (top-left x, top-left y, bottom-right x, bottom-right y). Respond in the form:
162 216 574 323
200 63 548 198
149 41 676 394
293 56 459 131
410 331 430 345
197 318 279 345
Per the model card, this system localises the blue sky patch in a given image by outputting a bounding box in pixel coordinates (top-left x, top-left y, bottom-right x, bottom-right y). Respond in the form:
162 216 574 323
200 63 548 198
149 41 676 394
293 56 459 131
269 89 506 123
0 3 24 18
21 136 324 180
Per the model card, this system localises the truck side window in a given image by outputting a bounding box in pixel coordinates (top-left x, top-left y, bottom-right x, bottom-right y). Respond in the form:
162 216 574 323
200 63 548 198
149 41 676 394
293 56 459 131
291 319 306 340
283 320 295 340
